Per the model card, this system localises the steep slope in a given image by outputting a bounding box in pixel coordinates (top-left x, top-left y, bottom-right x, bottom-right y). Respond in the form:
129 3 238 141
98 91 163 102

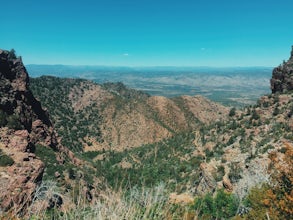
90 92 292 194
0 49 82 217
30 77 229 152
190 93 292 197
189 47 293 201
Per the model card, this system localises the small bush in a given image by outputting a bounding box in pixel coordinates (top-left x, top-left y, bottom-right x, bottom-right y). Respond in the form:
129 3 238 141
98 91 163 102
0 110 8 127
251 110 260 120
192 189 239 219
68 167 76 180
228 162 242 183
273 107 280 116
35 144 63 180
0 150 14 166
6 114 22 130
214 165 225 182
229 107 236 117
8 49 17 60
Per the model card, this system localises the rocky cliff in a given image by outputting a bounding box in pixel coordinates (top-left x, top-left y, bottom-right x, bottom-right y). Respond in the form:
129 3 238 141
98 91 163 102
0 49 58 147
0 49 79 216
271 46 293 93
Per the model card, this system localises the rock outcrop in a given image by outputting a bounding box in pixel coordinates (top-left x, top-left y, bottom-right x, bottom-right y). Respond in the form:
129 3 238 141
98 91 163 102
0 49 80 216
195 163 217 195
0 49 58 148
271 46 293 93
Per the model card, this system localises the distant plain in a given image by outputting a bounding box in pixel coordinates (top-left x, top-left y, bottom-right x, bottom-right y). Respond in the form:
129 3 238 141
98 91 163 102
27 65 272 107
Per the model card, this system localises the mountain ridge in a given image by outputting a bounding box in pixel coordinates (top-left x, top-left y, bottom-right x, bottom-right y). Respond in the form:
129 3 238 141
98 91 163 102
30 76 229 152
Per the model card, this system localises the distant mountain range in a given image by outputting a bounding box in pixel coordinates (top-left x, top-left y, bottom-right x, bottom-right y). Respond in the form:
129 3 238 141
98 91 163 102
26 65 273 106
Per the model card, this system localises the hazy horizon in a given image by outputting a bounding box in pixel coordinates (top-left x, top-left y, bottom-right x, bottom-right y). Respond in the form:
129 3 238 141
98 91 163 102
26 64 274 68
26 64 272 107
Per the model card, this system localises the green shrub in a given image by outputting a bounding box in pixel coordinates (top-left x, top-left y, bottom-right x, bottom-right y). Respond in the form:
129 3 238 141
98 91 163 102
192 189 239 219
68 167 76 180
273 107 280 116
229 107 236 117
214 189 238 218
82 151 100 160
228 162 242 183
0 149 14 166
204 148 214 161
0 110 8 127
8 49 17 59
35 144 63 180
287 105 293 118
6 114 22 130
214 165 225 182
273 95 279 104
251 109 260 120
227 135 236 145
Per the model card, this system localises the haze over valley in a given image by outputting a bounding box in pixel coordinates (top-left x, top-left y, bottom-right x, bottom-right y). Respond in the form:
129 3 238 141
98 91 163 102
27 65 272 106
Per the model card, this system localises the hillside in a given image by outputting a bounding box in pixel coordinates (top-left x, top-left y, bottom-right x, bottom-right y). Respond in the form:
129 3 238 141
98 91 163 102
86 91 293 192
30 77 228 152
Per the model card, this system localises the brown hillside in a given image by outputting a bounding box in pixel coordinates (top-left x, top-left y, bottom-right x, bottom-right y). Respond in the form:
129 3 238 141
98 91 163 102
31 77 229 152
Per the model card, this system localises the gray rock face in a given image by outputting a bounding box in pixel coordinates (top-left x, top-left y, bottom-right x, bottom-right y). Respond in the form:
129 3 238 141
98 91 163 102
271 46 293 93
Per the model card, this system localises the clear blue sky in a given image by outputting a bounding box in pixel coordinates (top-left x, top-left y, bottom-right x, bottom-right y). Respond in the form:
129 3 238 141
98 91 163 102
1 0 292 67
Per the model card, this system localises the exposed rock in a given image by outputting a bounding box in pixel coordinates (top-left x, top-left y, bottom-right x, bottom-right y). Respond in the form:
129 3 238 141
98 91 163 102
196 163 217 195
0 142 45 215
271 46 293 93
0 49 55 147
0 49 81 216
169 193 194 204
54 171 61 178
222 177 233 192
31 119 58 150
9 130 30 152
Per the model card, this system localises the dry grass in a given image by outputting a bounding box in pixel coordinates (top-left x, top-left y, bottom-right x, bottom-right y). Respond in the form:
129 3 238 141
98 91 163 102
26 181 178 220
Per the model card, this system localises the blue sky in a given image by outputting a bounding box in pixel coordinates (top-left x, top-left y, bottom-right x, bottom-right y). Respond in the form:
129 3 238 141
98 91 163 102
1 0 293 66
